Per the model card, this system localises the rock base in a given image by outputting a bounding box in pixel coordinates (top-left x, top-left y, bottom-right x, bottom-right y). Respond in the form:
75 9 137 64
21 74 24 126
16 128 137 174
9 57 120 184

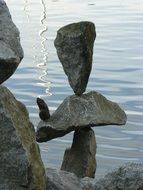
46 163 143 190
61 128 96 178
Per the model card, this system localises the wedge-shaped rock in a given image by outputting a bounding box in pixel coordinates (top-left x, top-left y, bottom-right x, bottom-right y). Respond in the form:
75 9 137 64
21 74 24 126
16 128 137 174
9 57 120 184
0 85 46 190
61 128 96 178
0 1 23 84
54 21 96 95
36 91 127 142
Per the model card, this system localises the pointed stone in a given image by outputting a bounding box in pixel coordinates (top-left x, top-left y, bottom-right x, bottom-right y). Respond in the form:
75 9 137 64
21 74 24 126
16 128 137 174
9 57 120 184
37 97 51 121
36 91 127 142
54 21 96 95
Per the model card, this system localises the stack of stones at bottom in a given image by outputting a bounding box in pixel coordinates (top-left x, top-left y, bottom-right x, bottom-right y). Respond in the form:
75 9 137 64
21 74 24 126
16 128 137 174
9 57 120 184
36 21 127 178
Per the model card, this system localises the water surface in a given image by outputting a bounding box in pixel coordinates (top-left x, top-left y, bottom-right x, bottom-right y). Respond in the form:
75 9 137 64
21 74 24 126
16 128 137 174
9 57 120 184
5 0 143 179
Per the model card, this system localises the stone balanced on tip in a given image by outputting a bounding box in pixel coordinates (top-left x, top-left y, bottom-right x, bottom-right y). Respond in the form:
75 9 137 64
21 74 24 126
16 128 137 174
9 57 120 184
54 21 96 95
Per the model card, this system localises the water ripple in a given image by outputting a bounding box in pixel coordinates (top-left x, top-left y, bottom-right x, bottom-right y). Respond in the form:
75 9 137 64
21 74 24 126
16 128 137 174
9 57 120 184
97 154 140 161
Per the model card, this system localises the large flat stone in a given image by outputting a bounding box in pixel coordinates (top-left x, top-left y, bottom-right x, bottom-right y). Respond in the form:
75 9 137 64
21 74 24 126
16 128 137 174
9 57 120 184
0 85 46 190
54 21 96 95
36 91 127 142
0 1 23 84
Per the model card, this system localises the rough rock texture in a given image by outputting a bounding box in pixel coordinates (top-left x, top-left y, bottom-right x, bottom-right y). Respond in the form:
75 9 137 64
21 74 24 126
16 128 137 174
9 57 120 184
54 21 96 95
36 91 127 142
0 85 46 190
0 0 23 84
94 163 143 190
46 163 143 190
46 168 83 190
61 128 96 178
81 177 96 190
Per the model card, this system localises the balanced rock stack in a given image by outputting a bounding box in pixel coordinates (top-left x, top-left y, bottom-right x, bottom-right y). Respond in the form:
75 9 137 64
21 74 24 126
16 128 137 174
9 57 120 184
0 1 137 189
36 22 127 178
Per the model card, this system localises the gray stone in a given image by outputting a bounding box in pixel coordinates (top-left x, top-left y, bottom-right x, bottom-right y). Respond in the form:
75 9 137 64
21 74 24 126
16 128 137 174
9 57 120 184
46 168 82 190
46 163 143 190
61 128 96 178
54 21 96 95
94 163 143 190
0 1 23 84
46 168 95 190
37 97 51 121
36 91 127 142
0 85 46 190
81 177 96 190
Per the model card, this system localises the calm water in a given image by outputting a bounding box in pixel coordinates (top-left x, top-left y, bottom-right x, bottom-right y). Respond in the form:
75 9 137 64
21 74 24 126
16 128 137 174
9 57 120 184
5 0 143 179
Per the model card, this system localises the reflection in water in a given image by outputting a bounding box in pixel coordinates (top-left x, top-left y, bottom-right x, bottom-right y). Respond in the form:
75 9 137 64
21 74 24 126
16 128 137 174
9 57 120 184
24 0 30 22
37 0 52 98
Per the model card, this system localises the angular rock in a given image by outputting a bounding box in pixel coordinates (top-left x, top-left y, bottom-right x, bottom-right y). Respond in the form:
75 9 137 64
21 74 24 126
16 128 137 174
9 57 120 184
0 1 23 84
36 91 127 142
54 21 96 95
0 85 46 190
61 128 96 178
94 163 143 190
